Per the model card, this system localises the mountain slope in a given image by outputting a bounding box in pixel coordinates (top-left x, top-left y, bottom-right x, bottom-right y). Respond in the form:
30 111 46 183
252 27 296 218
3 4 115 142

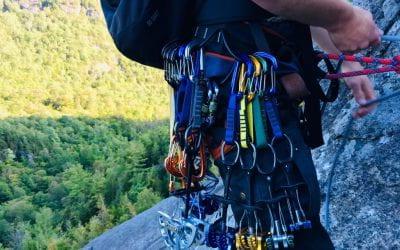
0 0 169 120
0 1 171 249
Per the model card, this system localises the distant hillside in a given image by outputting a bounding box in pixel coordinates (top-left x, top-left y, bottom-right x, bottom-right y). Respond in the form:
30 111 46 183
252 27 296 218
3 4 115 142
0 1 171 249
0 117 169 249
0 0 169 120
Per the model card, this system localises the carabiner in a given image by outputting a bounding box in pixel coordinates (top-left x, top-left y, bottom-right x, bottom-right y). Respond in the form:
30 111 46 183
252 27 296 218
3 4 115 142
249 55 262 77
252 55 266 94
220 141 241 167
241 54 256 94
241 54 255 77
249 55 262 94
253 55 269 94
256 144 277 175
271 134 294 163
230 61 241 94
184 126 202 151
269 65 277 96
254 51 278 70
239 143 257 170
238 63 247 93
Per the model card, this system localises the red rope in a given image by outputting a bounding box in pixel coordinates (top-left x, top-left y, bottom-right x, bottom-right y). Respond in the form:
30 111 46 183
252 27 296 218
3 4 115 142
319 53 400 79
318 53 397 65
325 66 399 79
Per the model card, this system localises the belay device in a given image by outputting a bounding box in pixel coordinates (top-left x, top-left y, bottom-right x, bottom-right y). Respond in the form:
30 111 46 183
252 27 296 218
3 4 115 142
159 30 315 249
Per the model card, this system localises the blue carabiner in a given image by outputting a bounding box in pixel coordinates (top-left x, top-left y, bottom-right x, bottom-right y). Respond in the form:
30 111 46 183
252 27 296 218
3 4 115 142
230 61 241 94
254 51 278 70
168 46 180 61
178 45 186 59
224 61 242 146
239 54 255 77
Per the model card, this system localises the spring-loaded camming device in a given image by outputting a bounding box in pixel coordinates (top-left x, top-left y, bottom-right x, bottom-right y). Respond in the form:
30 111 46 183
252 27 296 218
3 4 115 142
205 173 237 250
266 177 295 249
271 135 312 232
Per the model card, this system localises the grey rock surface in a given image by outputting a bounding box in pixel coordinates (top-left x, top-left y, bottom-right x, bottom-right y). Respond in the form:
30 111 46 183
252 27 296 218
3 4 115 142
83 196 177 250
314 1 400 249
84 181 225 250
85 1 400 249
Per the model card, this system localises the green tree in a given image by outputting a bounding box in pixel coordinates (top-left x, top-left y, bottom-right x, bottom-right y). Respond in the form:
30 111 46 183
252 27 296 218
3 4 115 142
0 181 12 203
134 188 162 214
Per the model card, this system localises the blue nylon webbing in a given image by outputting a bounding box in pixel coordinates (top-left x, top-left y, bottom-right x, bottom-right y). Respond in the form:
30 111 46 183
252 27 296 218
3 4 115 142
175 77 193 127
225 62 240 144
264 95 283 139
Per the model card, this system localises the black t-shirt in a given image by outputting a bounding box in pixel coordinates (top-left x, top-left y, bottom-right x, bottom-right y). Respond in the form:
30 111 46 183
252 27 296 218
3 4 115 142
194 0 272 25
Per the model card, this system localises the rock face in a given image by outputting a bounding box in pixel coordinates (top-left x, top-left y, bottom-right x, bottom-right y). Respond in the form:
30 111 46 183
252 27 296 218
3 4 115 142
83 197 178 250
84 181 225 250
314 1 400 249
85 1 400 249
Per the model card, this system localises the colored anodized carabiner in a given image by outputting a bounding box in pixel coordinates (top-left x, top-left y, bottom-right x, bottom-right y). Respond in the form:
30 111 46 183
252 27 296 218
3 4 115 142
249 55 262 94
254 51 278 70
253 55 269 94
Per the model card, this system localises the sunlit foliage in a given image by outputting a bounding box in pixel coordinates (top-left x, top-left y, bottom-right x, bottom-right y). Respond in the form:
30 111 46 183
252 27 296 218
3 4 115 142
0 0 171 248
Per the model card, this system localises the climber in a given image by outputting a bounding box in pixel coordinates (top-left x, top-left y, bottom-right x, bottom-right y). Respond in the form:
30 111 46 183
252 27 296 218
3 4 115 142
192 0 380 249
101 0 382 249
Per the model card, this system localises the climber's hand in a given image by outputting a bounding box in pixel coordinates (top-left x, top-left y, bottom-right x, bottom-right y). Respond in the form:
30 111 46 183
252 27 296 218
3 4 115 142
342 61 376 118
328 6 382 53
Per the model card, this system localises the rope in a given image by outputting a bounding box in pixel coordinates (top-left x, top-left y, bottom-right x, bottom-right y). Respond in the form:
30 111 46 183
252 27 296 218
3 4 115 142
382 35 400 42
324 116 354 231
324 89 400 230
323 34 400 229
325 66 399 79
319 53 397 65
317 53 400 79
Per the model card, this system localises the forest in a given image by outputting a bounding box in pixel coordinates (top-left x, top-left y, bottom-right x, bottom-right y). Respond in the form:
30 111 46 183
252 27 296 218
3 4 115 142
0 0 170 249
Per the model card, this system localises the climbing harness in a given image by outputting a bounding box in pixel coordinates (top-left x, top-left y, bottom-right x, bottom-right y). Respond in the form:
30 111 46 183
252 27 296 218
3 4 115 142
159 26 400 249
159 32 317 248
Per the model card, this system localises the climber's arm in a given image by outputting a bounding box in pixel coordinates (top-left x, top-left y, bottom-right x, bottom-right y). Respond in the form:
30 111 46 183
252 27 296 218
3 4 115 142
311 26 376 118
252 0 382 52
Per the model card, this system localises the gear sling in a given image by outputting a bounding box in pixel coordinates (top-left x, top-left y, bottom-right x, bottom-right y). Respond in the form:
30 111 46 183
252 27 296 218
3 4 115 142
101 0 337 249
